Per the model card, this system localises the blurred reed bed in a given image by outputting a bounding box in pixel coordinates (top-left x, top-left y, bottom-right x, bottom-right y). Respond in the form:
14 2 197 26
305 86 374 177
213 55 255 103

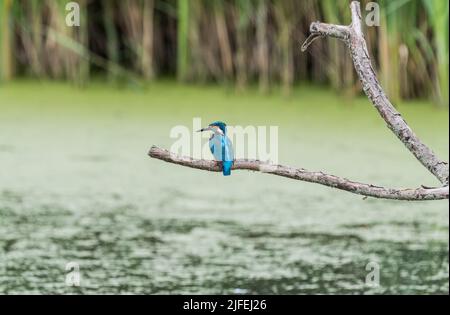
1 0 14 81
0 0 448 105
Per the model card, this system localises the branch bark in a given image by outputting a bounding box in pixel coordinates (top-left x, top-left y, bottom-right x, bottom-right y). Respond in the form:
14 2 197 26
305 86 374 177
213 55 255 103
149 146 449 201
302 1 449 185
148 1 449 202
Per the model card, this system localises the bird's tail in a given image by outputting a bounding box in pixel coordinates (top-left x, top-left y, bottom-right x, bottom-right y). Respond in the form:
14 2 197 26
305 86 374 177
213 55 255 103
222 161 233 176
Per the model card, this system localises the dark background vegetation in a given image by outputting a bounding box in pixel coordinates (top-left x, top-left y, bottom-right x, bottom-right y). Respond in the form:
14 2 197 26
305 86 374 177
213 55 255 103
0 0 448 105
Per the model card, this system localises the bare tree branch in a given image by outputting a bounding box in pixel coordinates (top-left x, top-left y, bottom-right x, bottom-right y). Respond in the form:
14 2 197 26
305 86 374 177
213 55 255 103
149 146 449 201
148 1 449 202
301 1 449 185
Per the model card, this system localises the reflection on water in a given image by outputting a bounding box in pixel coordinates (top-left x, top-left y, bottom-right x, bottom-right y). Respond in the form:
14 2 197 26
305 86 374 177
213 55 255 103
0 82 448 294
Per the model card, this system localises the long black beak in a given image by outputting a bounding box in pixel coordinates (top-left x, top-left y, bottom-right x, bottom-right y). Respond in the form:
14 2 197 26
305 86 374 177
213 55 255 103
197 128 205 132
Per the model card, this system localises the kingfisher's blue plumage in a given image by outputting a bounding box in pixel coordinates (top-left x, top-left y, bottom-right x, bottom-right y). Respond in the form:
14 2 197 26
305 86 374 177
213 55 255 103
198 121 234 176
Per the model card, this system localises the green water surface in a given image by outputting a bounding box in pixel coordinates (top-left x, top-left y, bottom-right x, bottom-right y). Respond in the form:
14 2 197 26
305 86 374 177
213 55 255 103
0 81 448 294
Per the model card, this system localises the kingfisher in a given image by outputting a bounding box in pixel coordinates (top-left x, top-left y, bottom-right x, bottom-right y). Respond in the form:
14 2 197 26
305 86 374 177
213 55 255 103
198 121 234 176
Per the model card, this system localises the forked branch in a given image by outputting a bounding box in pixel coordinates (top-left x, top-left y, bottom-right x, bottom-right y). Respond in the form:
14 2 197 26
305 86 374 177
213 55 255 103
302 1 448 185
148 1 449 201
